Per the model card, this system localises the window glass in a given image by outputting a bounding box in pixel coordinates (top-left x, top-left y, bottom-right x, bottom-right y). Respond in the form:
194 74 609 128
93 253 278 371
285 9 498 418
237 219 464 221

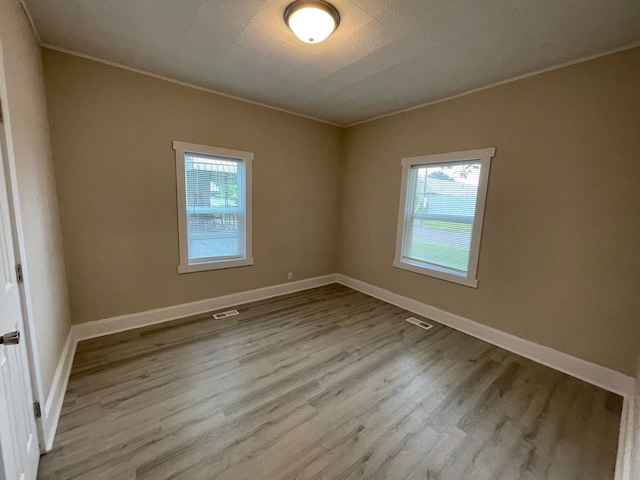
185 153 244 262
404 161 480 274
174 141 253 273
394 148 494 287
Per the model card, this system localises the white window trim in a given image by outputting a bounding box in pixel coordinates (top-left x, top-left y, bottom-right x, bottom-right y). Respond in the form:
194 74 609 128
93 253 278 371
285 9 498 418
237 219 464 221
173 141 254 274
393 147 496 288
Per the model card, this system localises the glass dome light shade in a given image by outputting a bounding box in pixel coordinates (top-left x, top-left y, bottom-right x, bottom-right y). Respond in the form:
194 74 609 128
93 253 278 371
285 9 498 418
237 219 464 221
285 1 340 44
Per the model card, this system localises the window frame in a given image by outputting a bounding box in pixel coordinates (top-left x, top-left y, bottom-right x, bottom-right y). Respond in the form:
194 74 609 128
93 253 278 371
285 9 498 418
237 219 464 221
393 147 495 288
173 141 254 274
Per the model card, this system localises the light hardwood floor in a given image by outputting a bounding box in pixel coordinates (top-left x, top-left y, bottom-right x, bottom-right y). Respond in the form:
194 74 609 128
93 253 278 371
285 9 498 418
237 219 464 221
38 284 622 479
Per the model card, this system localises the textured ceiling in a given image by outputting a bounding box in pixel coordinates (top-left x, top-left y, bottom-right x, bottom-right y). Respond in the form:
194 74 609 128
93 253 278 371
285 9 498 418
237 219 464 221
23 0 640 126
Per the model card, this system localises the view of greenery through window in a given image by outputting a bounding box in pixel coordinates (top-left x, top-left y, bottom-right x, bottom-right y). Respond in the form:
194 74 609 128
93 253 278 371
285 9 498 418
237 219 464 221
185 153 242 260
406 162 480 273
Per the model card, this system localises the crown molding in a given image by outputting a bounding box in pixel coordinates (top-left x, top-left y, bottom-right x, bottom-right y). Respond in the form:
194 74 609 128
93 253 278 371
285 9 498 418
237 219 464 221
23 1 640 129
345 40 640 127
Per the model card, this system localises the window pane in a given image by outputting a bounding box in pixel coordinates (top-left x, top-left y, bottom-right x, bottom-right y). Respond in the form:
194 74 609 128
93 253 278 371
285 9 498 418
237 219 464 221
185 153 243 262
405 162 480 273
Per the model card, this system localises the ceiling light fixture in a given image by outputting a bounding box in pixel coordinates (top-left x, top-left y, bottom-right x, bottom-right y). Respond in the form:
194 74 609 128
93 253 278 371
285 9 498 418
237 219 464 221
284 0 340 44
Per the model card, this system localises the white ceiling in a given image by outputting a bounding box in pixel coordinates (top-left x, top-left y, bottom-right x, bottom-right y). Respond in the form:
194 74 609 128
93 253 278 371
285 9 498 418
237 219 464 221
23 0 640 126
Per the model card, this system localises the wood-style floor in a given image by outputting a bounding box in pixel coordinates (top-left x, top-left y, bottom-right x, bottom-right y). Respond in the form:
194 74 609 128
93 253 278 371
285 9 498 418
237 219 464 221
38 284 622 480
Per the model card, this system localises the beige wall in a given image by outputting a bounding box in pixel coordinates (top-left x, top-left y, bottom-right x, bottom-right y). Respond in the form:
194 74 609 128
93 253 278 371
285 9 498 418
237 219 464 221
339 47 640 376
42 44 639 376
42 48 342 325
0 0 71 398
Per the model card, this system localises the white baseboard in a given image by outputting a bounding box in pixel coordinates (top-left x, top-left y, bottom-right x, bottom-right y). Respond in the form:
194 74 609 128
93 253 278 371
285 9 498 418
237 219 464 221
42 329 76 451
44 271 635 478
72 274 337 342
336 273 638 480
40 274 336 451
335 274 635 397
616 394 634 480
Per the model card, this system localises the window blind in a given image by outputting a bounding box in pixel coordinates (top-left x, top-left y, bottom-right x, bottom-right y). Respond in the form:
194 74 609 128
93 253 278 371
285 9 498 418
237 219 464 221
402 161 481 275
184 152 245 263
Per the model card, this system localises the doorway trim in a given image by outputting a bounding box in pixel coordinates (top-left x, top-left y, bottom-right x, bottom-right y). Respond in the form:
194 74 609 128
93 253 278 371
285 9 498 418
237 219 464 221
0 44 46 452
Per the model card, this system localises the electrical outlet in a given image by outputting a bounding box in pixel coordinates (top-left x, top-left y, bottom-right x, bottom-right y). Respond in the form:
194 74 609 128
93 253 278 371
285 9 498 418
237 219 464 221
287 272 293 280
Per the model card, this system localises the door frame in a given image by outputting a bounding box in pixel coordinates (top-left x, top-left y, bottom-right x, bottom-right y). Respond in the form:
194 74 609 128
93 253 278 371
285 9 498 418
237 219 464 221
0 39 46 453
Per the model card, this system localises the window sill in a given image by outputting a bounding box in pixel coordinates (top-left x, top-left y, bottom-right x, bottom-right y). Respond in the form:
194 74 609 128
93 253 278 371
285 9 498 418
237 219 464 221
178 257 254 274
392 260 478 288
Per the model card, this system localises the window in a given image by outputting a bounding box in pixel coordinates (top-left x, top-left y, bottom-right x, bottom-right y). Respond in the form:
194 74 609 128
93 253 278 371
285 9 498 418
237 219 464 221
174 141 253 273
393 148 495 287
